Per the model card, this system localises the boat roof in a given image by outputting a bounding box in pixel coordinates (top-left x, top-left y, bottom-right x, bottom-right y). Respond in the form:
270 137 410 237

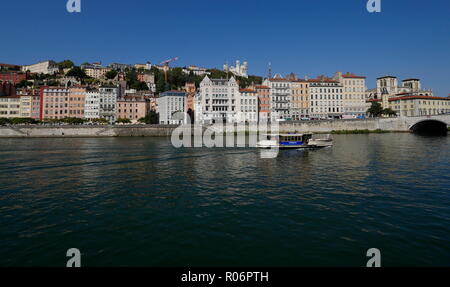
264 133 313 136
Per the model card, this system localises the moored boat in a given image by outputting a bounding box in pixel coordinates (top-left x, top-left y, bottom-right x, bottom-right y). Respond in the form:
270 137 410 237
256 133 333 149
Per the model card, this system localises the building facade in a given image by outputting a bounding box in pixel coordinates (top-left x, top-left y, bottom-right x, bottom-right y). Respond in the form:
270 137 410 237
40 87 70 120
157 91 186 125
68 87 86 118
0 96 21 118
85 90 100 120
308 76 344 119
290 80 310 120
85 67 111 79
117 95 150 123
196 76 239 124
238 89 258 122
263 77 291 121
99 86 118 123
22 61 58 75
0 71 29 84
334 72 367 118
254 85 271 122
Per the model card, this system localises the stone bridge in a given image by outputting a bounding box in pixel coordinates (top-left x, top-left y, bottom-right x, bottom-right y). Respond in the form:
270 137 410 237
278 114 450 134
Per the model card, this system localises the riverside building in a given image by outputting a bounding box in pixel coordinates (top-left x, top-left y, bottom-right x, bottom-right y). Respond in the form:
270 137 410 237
238 89 259 122
98 86 118 124
117 95 150 123
263 76 291 121
196 76 239 124
157 91 187 125
254 85 271 122
308 76 344 119
334 72 367 118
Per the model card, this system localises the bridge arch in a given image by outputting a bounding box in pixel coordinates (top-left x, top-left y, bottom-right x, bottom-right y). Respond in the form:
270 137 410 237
409 119 448 135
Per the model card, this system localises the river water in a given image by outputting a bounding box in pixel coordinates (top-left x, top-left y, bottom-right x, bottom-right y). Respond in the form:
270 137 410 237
0 134 449 266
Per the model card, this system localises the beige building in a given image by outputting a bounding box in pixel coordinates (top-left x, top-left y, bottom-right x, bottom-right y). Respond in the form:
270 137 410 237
0 96 21 118
85 67 111 79
19 95 33 118
387 95 450 117
334 72 367 118
117 95 150 123
290 79 310 120
68 87 86 118
308 76 344 119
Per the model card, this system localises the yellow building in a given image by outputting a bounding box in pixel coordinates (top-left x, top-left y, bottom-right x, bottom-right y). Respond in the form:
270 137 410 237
368 94 450 117
334 72 367 118
386 94 450 117
19 95 33 118
84 67 111 79
290 80 310 120
0 96 21 118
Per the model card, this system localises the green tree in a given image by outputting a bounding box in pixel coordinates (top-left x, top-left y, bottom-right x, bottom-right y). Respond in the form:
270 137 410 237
367 102 383 117
0 118 12 126
16 80 34 88
58 60 74 70
92 118 109 125
66 66 88 80
138 111 159 124
116 118 132 124
105 70 118 79
382 108 397 117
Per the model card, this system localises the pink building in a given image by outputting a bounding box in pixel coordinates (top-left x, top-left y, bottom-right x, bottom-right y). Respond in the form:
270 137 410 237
40 86 85 120
116 95 150 122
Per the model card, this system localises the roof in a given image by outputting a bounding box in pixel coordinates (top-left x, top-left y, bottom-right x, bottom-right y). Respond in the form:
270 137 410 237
377 76 397 80
160 90 186 97
389 95 450 101
254 85 270 89
239 88 257 93
402 78 420 81
342 73 366 79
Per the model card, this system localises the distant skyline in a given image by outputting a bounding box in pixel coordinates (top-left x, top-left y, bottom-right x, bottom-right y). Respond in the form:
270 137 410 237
2 0 449 95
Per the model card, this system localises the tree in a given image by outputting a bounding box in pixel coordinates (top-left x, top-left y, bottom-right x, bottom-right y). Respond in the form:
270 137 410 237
58 60 74 70
92 118 109 125
382 108 397 117
105 70 118 80
367 102 383 117
138 111 159 124
116 118 131 124
66 66 88 80
16 80 34 88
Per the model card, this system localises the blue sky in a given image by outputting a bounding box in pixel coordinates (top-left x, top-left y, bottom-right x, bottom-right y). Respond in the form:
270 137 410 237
2 0 449 95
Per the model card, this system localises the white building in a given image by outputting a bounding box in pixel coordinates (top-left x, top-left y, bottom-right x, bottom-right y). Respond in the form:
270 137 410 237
85 90 100 120
223 60 248 78
238 89 258 122
21 61 58 75
182 66 210 76
157 91 187 125
308 76 344 119
196 76 240 124
263 76 291 121
99 86 118 123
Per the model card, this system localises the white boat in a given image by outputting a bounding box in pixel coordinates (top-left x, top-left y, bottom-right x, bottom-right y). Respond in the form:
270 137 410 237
256 133 333 149
308 134 334 147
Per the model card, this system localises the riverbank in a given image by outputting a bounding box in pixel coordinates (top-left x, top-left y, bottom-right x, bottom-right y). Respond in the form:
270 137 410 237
0 116 447 138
